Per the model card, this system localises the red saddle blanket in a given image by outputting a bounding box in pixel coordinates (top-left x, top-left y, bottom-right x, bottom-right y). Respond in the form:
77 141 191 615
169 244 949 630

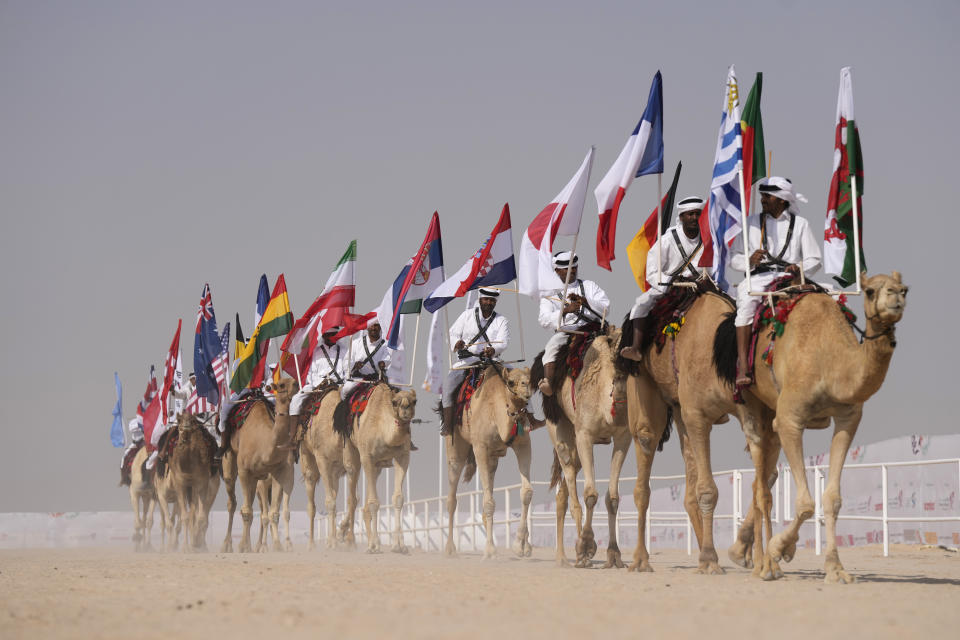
454 368 485 426
226 394 275 433
347 384 378 424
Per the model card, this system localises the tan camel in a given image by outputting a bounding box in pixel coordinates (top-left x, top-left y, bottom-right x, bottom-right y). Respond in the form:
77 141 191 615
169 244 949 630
128 445 161 552
220 379 299 553
444 366 535 558
539 328 633 568
301 388 361 550
154 462 183 552
620 292 769 574
725 271 908 583
343 383 417 554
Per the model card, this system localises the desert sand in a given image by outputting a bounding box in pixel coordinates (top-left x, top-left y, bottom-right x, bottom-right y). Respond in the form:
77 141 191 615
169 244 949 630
1 544 958 640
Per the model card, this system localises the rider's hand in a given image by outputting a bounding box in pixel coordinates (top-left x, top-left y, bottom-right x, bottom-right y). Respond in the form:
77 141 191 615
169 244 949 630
749 250 768 267
454 340 465 351
482 346 495 358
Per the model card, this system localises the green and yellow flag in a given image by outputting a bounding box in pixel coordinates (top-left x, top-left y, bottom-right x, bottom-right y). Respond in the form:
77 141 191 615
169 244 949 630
230 274 293 392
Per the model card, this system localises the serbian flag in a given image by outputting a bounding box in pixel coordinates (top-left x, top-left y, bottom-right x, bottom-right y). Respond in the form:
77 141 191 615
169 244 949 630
281 240 357 381
424 204 516 312
626 161 681 290
518 147 594 297
594 71 664 271
378 212 444 349
143 319 182 449
824 66 866 288
741 73 766 214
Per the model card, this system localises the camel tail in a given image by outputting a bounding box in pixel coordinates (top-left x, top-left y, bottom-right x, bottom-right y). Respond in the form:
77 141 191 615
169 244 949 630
712 312 738 387
658 405 673 452
332 399 353 438
549 451 563 490
462 448 477 484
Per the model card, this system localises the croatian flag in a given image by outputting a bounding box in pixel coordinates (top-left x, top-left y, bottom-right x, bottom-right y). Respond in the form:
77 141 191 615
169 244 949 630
193 283 221 406
518 147 594 297
594 70 664 271
378 212 445 349
699 65 743 291
424 204 516 312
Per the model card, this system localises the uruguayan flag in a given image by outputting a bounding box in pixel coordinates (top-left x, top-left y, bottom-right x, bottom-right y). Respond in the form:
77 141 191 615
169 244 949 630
707 65 744 291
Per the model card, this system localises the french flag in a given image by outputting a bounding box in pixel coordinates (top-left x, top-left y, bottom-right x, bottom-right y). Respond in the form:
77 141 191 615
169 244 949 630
517 147 594 297
594 70 664 271
378 212 445 349
424 204 516 312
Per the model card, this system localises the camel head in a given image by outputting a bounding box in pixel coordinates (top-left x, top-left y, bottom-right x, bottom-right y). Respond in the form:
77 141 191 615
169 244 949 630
861 270 908 327
503 367 533 404
176 412 203 434
266 378 300 409
391 388 417 424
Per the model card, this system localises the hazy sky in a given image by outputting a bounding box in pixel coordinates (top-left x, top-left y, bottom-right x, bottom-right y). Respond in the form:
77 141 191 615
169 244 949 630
1 1 957 512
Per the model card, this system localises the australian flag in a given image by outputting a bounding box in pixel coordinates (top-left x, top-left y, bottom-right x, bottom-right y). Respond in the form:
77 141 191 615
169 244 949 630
193 283 222 406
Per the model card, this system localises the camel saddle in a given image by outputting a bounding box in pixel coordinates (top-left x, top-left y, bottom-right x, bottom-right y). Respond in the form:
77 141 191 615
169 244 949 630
119 441 144 486
532 321 605 423
454 367 486 427
226 391 276 433
332 383 379 438
296 383 339 428
645 277 727 352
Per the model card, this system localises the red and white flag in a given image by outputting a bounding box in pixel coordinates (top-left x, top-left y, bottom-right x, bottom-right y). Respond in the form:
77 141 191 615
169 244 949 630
143 319 182 449
518 147 594 297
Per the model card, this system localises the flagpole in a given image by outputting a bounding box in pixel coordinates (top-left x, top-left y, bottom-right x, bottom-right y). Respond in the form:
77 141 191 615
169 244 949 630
443 307 453 370
406 314 422 387
850 175 863 295
513 286 526 362
738 161 753 295
656 173 663 286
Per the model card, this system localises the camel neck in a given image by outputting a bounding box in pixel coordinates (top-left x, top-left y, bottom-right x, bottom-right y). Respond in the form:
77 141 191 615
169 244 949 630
836 316 896 404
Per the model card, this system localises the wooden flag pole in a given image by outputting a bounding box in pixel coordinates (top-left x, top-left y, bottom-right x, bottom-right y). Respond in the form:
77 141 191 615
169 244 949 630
850 174 863 295
738 160 753 295
513 286 527 362
292 353 303 389
443 306 453 370
405 313 422 388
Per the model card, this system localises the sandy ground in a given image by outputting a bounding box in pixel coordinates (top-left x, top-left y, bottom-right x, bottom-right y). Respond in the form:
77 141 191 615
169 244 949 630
1 544 958 640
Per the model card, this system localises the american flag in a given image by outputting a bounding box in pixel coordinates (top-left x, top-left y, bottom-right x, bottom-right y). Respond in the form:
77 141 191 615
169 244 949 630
187 322 230 414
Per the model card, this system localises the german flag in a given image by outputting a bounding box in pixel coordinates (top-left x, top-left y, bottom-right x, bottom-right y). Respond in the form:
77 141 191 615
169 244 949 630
231 275 293 392
626 162 681 290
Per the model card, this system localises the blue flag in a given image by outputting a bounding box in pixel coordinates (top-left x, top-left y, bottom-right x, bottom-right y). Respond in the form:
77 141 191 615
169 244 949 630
193 283 222 405
635 70 664 177
111 372 124 447
255 274 270 326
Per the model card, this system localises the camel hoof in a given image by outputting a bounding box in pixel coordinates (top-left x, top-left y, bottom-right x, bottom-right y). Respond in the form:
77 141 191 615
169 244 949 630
556 555 572 568
220 541 232 553
727 542 750 569
603 548 625 569
272 541 283 552
366 547 382 555
284 541 294 552
696 561 725 575
575 531 597 561
391 544 410 555
782 541 797 563
824 568 856 584
767 533 793 563
628 561 654 573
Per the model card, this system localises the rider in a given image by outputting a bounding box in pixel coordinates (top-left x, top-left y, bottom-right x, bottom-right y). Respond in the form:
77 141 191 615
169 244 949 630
729 176 821 385
440 288 510 435
537 251 609 396
289 326 347 420
341 320 391 400
621 197 705 361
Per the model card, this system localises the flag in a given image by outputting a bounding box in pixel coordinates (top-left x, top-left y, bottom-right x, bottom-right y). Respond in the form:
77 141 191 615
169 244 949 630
193 283 221 406
825 66 866 288
144 319 182 449
110 372 123 447
234 313 245 362
518 147 594 297
594 70 664 271
254 274 269 327
741 72 766 215
135 365 157 422
423 308 444 393
280 240 357 381
378 212 445 349
188 322 230 414
231 275 294 392
626 161 682 290
332 311 378 342
424 204 516 312
700 65 744 291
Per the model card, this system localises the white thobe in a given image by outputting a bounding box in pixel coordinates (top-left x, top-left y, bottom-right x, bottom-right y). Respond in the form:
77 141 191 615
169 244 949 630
629 225 705 320
341 334 392 399
539 279 609 364
442 308 510 407
292 341 346 415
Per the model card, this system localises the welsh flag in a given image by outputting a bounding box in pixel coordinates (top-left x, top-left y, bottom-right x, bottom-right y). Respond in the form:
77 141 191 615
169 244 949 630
825 66 866 288
741 72 766 214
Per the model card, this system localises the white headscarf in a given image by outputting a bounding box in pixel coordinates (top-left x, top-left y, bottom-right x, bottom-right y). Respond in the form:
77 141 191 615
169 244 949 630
759 176 808 214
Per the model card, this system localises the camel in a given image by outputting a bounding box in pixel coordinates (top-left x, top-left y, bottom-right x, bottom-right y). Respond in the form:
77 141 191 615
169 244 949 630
300 388 361 550
220 379 299 553
535 327 633 568
443 365 535 558
341 382 417 554
722 271 908 583
128 445 161 551
619 290 769 574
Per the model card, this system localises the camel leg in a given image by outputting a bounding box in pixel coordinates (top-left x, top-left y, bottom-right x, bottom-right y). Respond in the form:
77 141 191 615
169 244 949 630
676 419 704 551
444 434 467 557
390 453 410 554
302 451 320 550
237 470 257 553
767 409 815 577
220 451 238 553
254 480 268 552
321 468 342 550
195 477 218 552
130 489 144 551
360 456 382 553
683 409 724 574
174 485 192 553
156 496 175 552
573 433 599 568
602 429 630 569
340 443 361 548
473 444 499 559
143 494 156 552
629 434 656 573
511 436 534 558
820 407 861 584
757 430 782 579
554 477 571 567
278 465 295 552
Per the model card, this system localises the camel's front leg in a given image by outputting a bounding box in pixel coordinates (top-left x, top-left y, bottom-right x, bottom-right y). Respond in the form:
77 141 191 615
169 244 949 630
390 454 410 554
195 476 218 552
554 475 570 567
767 409 814 577
573 433 599 568
275 463 295 552
360 456 382 553
130 490 145 551
143 495 156 551
603 430 630 569
155 496 176 552
444 435 467 557
237 470 258 553
301 451 320 550
820 408 861 584
629 437 655 573
174 485 194 553
474 444 499 559
683 410 724 574
340 444 361 548
676 418 704 551
219 452 238 553
511 435 534 558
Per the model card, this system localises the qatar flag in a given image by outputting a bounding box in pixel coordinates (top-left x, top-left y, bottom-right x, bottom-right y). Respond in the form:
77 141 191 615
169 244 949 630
517 147 594 297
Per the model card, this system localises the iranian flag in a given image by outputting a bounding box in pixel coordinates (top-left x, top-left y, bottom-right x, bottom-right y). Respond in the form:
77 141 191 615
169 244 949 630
741 72 766 214
280 240 357 382
825 66 866 288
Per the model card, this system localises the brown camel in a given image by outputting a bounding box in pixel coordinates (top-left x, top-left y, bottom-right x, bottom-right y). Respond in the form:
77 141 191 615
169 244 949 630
444 366 535 558
342 383 417 554
724 271 908 583
301 388 361 550
128 445 161 552
220 379 299 553
537 328 633 568
619 291 769 574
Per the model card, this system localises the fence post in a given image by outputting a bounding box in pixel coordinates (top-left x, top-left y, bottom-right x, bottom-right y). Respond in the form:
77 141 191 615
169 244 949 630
882 464 889 557
814 466 822 556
